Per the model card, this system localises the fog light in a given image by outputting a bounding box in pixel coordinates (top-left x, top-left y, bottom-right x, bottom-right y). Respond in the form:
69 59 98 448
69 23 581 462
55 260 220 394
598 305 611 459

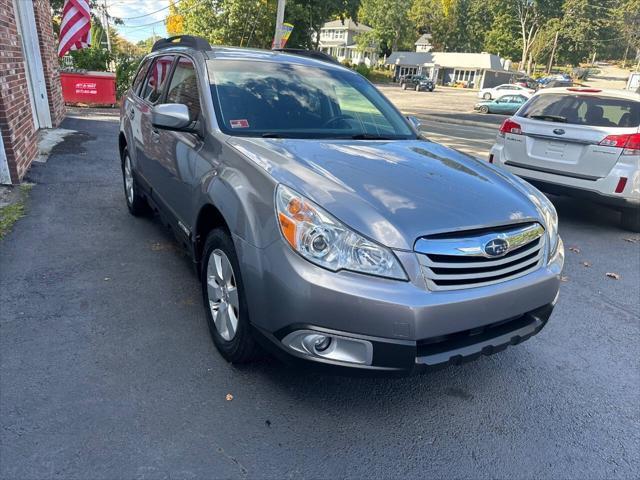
282 330 373 365
313 335 332 352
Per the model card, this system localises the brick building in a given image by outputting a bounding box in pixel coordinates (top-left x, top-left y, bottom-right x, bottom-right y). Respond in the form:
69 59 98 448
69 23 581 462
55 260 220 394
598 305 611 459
0 0 65 184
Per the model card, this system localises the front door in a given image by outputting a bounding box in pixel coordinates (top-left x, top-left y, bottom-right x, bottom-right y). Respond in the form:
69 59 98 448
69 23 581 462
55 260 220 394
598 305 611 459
149 56 206 231
135 55 175 190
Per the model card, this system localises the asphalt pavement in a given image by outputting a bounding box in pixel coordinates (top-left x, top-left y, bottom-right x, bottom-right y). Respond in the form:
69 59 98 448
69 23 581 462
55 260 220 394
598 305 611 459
1 111 639 479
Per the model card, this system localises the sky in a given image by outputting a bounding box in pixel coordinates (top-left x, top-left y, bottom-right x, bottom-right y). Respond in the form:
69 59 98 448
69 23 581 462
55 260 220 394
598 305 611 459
108 0 169 43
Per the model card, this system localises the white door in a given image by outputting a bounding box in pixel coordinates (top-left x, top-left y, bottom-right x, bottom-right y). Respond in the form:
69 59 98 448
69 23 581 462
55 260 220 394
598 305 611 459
13 0 52 129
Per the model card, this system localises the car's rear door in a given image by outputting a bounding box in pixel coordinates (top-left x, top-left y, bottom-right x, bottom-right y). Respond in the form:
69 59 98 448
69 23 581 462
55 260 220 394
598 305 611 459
502 92 640 179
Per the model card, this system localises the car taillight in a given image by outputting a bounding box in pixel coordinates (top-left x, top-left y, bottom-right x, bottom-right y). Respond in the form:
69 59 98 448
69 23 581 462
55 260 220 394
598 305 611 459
499 119 522 136
599 133 640 155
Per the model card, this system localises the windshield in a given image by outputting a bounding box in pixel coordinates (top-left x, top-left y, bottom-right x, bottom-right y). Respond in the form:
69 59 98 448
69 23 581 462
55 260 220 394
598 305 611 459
518 93 640 127
207 59 416 139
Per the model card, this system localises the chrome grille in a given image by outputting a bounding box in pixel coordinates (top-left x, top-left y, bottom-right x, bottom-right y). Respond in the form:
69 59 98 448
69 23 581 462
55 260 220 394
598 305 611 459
415 223 546 291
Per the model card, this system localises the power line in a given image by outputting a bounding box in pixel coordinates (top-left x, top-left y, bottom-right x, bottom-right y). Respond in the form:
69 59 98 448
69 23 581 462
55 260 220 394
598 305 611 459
110 0 183 20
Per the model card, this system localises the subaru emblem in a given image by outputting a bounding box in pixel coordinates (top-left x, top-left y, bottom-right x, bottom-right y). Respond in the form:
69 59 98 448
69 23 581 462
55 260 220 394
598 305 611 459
484 238 509 257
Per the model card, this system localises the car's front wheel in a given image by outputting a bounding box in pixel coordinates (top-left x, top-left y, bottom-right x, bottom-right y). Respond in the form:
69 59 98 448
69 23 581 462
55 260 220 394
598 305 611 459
122 147 149 216
483 92 492 100
201 228 259 363
621 208 640 232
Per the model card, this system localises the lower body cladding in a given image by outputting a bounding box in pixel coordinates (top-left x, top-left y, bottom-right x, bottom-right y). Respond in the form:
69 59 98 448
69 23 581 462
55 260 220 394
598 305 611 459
235 234 564 375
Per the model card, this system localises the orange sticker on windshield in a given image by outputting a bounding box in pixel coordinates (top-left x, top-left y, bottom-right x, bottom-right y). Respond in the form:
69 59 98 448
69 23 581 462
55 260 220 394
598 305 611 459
230 119 249 128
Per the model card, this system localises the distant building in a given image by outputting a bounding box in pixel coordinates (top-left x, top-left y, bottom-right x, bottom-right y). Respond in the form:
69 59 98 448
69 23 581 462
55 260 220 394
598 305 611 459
385 51 513 89
415 33 433 52
315 19 379 67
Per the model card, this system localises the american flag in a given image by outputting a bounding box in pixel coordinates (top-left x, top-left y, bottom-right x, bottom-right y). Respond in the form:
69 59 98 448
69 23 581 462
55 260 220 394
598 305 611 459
57 0 91 57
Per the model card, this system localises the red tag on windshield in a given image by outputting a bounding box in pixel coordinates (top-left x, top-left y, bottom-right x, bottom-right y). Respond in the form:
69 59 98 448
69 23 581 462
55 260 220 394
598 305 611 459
230 119 249 128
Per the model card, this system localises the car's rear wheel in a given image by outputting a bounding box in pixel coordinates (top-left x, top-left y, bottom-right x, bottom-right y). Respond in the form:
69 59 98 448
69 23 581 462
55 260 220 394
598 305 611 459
483 92 491 100
122 148 149 216
479 105 489 114
621 208 640 232
201 228 259 363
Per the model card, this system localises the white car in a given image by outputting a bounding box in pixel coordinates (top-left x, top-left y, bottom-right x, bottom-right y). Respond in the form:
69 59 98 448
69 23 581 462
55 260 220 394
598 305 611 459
478 84 535 100
489 87 640 231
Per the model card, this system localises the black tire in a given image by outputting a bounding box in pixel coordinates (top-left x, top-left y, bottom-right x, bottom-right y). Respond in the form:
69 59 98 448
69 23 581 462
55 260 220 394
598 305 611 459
621 208 640 232
201 228 259 363
122 147 150 216
479 105 489 114
483 92 492 100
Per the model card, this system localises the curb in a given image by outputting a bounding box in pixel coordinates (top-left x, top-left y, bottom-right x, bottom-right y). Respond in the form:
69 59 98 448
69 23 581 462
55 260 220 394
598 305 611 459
418 114 503 130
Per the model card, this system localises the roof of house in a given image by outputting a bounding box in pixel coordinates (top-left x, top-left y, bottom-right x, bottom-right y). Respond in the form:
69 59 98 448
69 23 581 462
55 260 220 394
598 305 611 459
386 51 505 70
415 33 432 45
320 19 372 33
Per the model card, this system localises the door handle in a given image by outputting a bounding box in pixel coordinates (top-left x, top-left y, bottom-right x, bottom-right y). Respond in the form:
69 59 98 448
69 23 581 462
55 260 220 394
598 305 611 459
151 129 160 143
128 108 135 120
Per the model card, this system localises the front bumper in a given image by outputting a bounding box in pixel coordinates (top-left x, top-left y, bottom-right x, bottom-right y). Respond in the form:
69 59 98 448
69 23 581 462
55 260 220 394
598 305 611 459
235 233 564 374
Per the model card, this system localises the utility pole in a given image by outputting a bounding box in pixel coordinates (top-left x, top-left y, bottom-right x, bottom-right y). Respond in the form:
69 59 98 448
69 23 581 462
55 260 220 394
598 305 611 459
102 0 112 52
547 31 558 75
272 0 286 49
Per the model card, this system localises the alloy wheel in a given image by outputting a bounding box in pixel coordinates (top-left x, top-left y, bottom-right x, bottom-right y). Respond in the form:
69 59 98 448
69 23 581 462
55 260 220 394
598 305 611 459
124 154 134 205
206 249 240 341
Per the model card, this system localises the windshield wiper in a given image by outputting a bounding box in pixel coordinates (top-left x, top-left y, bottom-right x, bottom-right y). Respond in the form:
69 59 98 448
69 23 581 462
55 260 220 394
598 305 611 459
348 133 395 140
528 114 567 123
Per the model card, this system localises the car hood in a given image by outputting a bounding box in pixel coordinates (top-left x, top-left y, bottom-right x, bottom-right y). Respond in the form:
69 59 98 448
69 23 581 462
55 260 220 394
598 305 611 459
228 137 544 250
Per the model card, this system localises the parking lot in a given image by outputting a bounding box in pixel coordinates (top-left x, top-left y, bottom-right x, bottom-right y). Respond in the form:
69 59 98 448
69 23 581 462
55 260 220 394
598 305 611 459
1 98 639 479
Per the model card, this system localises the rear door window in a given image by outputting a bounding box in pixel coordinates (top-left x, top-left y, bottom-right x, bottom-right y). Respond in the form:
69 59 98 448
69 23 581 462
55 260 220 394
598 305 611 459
519 94 640 127
132 58 151 96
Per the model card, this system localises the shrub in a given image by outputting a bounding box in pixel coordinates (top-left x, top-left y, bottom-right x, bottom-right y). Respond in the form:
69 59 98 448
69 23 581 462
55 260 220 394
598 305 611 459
355 64 370 78
115 54 144 99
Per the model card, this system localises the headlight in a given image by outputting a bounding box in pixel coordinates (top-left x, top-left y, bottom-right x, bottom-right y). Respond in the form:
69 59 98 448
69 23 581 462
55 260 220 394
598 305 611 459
537 193 559 256
275 185 407 280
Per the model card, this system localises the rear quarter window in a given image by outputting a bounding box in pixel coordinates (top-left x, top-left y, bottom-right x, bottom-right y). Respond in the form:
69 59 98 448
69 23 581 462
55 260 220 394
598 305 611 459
519 94 640 128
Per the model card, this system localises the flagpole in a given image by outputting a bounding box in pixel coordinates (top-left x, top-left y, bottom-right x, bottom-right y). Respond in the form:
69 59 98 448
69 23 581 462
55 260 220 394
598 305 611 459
103 0 112 52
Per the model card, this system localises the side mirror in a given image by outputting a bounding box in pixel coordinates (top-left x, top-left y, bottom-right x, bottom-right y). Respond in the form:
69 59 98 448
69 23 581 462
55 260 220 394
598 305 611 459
151 104 194 132
406 115 422 130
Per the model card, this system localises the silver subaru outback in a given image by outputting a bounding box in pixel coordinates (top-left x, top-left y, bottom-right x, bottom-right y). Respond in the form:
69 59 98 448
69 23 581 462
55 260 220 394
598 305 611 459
119 36 564 375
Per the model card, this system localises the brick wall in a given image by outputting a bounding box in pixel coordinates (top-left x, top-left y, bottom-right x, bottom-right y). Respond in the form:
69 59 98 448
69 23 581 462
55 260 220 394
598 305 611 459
33 0 65 127
0 0 38 183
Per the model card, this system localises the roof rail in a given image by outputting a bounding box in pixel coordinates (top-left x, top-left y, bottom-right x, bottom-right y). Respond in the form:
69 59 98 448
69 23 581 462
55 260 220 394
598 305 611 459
152 35 211 52
272 48 340 64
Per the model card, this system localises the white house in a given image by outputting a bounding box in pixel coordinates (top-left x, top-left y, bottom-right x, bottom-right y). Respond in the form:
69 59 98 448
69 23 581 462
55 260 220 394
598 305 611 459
385 51 513 89
315 19 379 67
415 33 433 52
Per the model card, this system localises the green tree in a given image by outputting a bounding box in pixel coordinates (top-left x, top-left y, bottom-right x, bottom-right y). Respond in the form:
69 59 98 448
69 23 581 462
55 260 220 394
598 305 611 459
358 0 414 53
284 0 360 49
557 0 617 65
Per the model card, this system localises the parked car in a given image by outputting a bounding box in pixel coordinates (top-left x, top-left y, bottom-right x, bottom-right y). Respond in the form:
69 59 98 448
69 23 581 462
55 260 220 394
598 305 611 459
541 79 574 89
514 77 538 90
478 83 535 100
120 36 564 375
474 94 528 114
490 87 640 232
400 74 435 92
